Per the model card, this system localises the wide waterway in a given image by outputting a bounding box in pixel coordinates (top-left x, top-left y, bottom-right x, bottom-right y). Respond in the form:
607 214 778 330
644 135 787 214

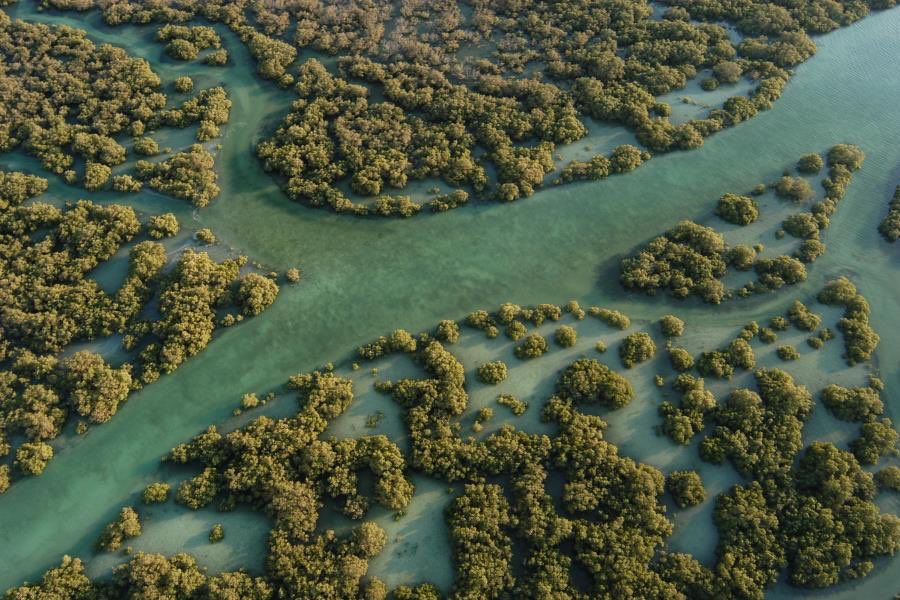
1 4 899 597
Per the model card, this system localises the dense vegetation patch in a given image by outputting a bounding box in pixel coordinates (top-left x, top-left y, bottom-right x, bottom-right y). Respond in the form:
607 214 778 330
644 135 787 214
30 0 894 217
621 146 863 302
0 171 279 492
8 288 897 598
818 276 880 365
878 185 900 242
0 16 232 201
716 192 759 225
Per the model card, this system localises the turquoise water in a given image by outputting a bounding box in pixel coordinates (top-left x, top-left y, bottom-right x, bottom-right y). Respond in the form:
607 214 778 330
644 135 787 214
1 4 900 596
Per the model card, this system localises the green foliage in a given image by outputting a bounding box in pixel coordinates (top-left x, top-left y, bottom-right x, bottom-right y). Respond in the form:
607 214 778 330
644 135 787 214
728 244 757 270
879 186 900 242
797 153 824 173
196 228 217 244
165 38 199 60
775 175 814 202
136 145 220 207
692 359 898 591
14 442 53 476
727 338 755 369
496 394 527 416
700 368 812 477
428 190 469 213
666 471 706 508
62 350 132 424
619 332 657 368
850 418 899 465
554 325 577 348
514 334 549 360
477 361 508 385
660 376 715 444
148 213 180 239
0 176 263 483
555 358 633 409
10 0 886 221
447 483 515 597
770 315 789 331
133 136 160 156
716 192 759 225
173 76 194 93
141 482 171 504
9 287 900 598
588 306 630 329
209 523 224 543
827 144 865 171
696 337 754 380
137 251 236 378
83 162 111 191
787 300 821 331
620 220 727 303
5 3 897 596
783 212 820 239
777 345 800 361
465 309 497 338
659 315 685 337
818 277 880 365
753 255 808 291
242 393 260 409
157 24 222 61
564 300 586 320
713 60 742 83
668 347 695 371
97 506 142 551
0 19 164 176
795 238 826 263
435 320 460 344
204 48 229 66
198 120 222 141
285 267 302 284
559 155 611 183
821 384 884 422
176 467 219 510
237 273 280 316
2 556 95 599
0 18 234 203
357 329 417 360
875 466 900 491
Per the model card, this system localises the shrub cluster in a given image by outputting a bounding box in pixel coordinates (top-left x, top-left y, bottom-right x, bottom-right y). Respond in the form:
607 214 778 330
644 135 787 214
52 0 875 217
477 361 508 385
8 308 900 599
623 146 864 302
554 325 577 348
716 192 759 225
619 332 657 368
659 315 685 338
0 19 233 198
818 277 880 365
697 337 755 379
660 375 716 444
878 185 900 242
666 470 707 508
156 24 222 61
96 507 142 552
0 171 279 491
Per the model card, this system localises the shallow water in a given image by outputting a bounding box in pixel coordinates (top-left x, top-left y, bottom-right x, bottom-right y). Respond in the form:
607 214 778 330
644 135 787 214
1 4 900 597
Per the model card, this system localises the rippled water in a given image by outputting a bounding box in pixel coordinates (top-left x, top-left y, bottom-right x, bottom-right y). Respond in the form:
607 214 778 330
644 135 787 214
1 4 899 596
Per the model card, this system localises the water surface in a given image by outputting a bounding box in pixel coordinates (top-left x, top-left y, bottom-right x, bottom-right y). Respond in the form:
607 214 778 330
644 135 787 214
1 5 899 597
